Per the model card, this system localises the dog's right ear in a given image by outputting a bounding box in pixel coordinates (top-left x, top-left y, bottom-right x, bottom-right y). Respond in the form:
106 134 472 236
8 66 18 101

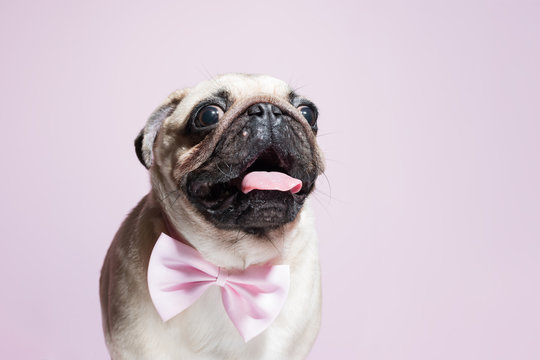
135 90 187 169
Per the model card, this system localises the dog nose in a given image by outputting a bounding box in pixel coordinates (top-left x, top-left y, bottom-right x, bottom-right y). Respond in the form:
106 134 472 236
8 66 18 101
243 103 285 146
246 103 283 125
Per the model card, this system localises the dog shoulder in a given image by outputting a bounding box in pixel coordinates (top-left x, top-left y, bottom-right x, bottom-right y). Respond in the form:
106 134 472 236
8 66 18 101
99 193 163 338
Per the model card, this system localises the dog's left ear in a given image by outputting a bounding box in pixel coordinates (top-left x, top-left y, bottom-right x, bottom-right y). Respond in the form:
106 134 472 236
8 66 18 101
135 90 187 169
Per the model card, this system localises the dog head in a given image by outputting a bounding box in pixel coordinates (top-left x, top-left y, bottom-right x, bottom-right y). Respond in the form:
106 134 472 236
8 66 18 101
136 74 324 268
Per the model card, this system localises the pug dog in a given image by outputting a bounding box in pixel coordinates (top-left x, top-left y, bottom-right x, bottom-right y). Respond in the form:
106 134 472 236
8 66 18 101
100 73 325 359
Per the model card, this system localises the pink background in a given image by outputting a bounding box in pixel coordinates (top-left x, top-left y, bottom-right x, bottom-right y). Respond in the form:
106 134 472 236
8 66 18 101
1 1 539 359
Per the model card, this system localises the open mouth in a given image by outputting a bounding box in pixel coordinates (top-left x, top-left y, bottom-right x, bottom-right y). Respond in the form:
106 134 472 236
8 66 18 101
188 148 304 209
185 147 313 230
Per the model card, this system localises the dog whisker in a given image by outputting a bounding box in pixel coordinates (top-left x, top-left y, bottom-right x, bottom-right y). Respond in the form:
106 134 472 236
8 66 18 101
313 188 332 199
310 193 332 214
159 189 180 203
320 171 332 199
216 163 233 178
169 191 183 207
290 84 308 93
263 232 283 259
316 132 336 138
198 65 217 84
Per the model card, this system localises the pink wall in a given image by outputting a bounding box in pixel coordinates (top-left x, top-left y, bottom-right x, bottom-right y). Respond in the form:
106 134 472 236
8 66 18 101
1 1 539 358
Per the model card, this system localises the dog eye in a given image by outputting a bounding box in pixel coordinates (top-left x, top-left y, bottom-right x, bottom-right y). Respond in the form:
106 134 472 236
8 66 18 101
195 106 224 128
298 106 317 126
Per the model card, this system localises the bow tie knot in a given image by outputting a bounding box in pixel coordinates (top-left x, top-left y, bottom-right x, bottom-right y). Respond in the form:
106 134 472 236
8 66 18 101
147 233 290 342
215 267 229 287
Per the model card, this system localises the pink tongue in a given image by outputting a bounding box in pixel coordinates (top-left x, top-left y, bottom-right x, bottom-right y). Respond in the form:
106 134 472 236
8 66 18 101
241 171 303 194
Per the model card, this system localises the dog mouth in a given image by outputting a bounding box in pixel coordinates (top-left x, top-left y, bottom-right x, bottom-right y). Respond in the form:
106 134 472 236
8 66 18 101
185 147 314 232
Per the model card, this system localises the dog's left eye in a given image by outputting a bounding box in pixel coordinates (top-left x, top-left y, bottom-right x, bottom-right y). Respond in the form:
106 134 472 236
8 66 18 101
195 106 224 128
298 105 317 127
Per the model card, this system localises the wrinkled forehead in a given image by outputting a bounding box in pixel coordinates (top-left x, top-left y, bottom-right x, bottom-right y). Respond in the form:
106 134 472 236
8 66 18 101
193 73 291 100
171 74 290 121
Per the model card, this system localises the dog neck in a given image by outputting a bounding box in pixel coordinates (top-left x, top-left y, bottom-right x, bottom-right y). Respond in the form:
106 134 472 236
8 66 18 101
161 210 196 249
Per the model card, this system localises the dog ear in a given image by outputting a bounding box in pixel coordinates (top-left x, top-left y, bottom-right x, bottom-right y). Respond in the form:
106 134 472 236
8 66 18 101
135 90 187 169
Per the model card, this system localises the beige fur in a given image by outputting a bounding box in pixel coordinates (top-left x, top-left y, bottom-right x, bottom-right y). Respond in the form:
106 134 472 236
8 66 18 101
100 74 324 359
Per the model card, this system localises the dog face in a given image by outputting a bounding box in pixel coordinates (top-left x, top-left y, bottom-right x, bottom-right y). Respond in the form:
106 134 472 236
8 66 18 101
136 74 324 268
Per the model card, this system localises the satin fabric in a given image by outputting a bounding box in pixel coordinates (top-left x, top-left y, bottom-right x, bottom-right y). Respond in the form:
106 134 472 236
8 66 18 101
147 232 290 342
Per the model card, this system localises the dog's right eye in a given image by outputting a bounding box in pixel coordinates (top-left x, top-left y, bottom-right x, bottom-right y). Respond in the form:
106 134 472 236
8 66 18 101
194 106 224 128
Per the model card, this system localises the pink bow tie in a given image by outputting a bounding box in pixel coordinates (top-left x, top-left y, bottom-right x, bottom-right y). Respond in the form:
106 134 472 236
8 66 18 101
147 233 290 342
